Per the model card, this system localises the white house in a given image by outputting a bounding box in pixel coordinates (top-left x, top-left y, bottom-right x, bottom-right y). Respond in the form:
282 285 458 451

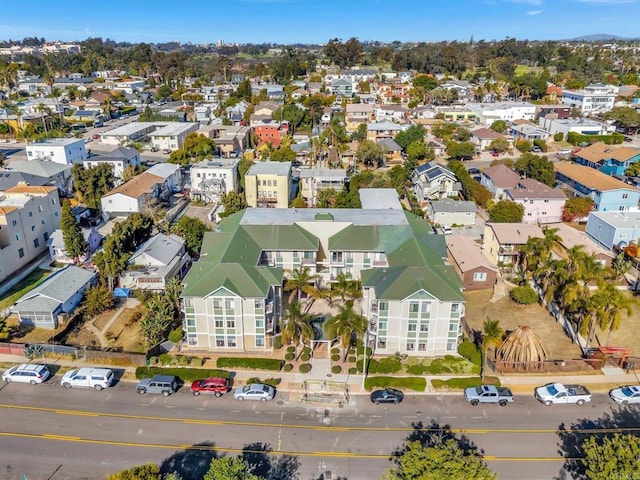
189 158 239 203
82 146 140 183
146 163 183 193
466 102 537 125
148 123 199 151
561 83 617 115
26 138 87 165
538 117 615 137
100 172 165 218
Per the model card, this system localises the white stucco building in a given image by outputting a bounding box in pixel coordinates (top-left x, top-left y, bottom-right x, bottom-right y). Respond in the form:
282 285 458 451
26 138 87 165
561 84 618 115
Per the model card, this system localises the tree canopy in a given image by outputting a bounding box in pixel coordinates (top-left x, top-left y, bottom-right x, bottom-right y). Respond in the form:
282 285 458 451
395 125 425 150
171 215 208 258
581 433 640 480
489 200 525 223
168 133 216 166
72 163 116 210
60 200 87 264
219 191 247 218
514 152 555 186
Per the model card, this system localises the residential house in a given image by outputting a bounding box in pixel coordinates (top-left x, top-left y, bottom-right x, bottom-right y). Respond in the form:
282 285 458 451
244 161 292 208
189 158 239 203
0 171 50 192
148 122 199 151
147 163 183 193
376 84 412 105
439 80 472 100
561 83 617 115
253 101 280 118
446 235 497 290
538 117 615 137
298 168 347 206
412 162 461 203
0 185 61 284
552 222 614 267
434 106 477 123
366 121 403 142
345 104 375 132
482 223 544 266
426 198 477 226
331 78 354 98
26 138 87 165
100 172 167 218
554 161 640 212
470 127 505 152
82 146 140 184
509 123 551 142
194 105 212 124
466 102 537 125
12 265 97 329
46 228 103 264
100 122 160 146
308 82 323 94
120 233 191 290
1 160 73 196
480 164 521 200
340 68 378 83
290 88 309 101
536 105 571 120
375 105 408 123
505 178 567 224
585 211 640 250
573 142 640 176
181 188 465 356
378 138 403 163
253 121 290 149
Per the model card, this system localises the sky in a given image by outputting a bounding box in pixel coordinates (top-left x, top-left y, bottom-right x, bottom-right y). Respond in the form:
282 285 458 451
0 0 638 45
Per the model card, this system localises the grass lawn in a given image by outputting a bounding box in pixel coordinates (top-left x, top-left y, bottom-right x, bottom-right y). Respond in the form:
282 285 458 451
594 291 640 355
0 268 52 311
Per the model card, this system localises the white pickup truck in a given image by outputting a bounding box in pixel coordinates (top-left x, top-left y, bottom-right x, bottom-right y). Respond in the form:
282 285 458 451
535 383 592 406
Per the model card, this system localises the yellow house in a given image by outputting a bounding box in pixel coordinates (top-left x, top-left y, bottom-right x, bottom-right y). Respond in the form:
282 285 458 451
244 161 292 208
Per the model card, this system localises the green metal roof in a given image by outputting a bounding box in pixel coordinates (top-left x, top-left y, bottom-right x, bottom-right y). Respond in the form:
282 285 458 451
182 263 283 298
361 265 464 301
240 224 318 251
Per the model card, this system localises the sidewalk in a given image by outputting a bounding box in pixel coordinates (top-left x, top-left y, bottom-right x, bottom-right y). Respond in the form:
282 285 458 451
1 352 638 395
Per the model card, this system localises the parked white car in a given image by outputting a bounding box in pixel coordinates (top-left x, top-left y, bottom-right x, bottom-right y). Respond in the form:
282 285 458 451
535 383 591 406
2 364 50 384
60 368 114 391
234 383 275 402
609 385 640 405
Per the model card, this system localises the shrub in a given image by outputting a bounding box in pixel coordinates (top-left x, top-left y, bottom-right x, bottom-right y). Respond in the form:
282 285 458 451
135 367 230 381
553 132 564 142
216 357 283 371
170 356 180 366
299 363 312 373
283 364 293 372
348 367 357 375
176 355 189 366
510 285 538 305
189 357 203 367
286 346 296 354
431 376 500 390
364 376 427 392
284 353 295 361
332 366 342 374
273 336 283 350
246 377 281 387
158 353 172 365
348 348 356 355
348 356 356 363
407 364 429 375
148 356 159 366
357 346 372 357
458 341 481 366
368 356 402 374
300 353 310 362
331 348 340 355
302 346 311 354
168 327 183 344
331 354 340 361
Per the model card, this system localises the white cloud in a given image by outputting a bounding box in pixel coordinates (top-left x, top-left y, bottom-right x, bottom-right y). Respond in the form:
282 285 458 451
527 9 544 14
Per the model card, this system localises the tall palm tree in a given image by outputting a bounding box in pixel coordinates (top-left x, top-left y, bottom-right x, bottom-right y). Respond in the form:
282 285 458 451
482 318 504 377
331 272 362 302
497 326 548 371
592 284 635 346
284 266 318 303
324 300 368 360
281 301 314 347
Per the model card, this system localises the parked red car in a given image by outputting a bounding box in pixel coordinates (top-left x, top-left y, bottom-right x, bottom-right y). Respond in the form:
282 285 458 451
491 150 500 157
190 377 230 397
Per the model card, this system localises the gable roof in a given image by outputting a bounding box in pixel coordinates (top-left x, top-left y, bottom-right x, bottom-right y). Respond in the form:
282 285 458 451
103 172 164 199
361 265 464 301
446 235 497 273
575 142 640 164
554 161 636 192
471 127 504 140
0 171 49 191
129 233 184 266
147 163 180 179
506 178 567 200
4 160 70 178
482 164 520 188
487 223 544 244
378 138 402 152
415 162 457 181
430 198 477 213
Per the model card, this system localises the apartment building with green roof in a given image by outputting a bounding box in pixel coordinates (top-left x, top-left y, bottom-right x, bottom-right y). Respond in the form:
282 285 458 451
180 189 465 356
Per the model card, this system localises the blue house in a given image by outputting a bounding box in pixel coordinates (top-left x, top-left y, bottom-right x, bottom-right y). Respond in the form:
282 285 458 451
574 142 640 176
554 161 640 212
585 211 640 250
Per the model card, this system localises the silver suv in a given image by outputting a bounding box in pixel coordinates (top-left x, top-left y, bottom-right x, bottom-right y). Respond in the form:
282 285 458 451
2 364 50 384
136 375 178 396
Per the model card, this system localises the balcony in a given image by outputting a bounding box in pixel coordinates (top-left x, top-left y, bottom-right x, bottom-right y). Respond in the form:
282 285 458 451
370 303 378 313
265 302 274 314
301 257 315 266
372 260 388 267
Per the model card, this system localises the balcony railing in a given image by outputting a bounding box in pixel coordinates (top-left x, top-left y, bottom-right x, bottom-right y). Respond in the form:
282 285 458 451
301 257 315 266
265 302 274 314
372 260 387 267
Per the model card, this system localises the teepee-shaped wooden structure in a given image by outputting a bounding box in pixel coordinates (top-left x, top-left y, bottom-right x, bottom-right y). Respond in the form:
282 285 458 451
496 325 549 371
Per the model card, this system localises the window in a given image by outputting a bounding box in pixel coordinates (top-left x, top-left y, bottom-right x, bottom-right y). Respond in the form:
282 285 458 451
449 322 459 333
186 318 195 327
227 337 237 348
15 234 20 241
622 193 629 199
379 301 388 311
254 299 263 309
377 339 387 349
12 220 17 227
421 302 430 315
273 180 277 186
473 272 487 281
184 298 192 308
43 232 49 241
216 337 225 347
226 320 235 329
408 322 417 332
41 220 45 225
31 225 36 232
409 302 419 313
256 337 265 347
420 323 429 332
213 299 222 309
18 248 24 258
406 342 415 351
418 343 427 351
255 319 264 328
215 320 224 328
451 303 460 313
34 238 39 248
28 211 33 217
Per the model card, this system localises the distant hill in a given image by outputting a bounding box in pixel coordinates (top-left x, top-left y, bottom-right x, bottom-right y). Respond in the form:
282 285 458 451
568 33 631 41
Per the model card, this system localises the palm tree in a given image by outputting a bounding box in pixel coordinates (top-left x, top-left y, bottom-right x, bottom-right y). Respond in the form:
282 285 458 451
303 284 333 313
284 266 318 303
497 326 548 371
482 318 504 377
331 272 362 302
591 284 635 346
281 301 314 347
324 300 368 360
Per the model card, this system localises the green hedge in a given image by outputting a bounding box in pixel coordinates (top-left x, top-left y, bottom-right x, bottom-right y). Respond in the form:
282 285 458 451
458 341 482 366
368 356 402 374
364 376 427 392
331 354 340 361
135 366 230 381
216 357 283 371
567 131 624 146
510 285 539 305
406 355 479 375
431 376 500 390
348 367 357 375
246 377 281 387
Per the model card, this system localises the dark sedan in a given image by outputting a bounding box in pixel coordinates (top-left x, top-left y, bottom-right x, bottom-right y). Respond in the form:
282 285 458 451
370 388 404 404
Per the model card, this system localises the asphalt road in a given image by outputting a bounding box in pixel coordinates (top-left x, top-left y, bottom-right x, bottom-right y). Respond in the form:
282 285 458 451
0 379 636 480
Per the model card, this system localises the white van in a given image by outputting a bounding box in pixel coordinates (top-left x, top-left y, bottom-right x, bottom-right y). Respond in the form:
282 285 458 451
61 368 114 391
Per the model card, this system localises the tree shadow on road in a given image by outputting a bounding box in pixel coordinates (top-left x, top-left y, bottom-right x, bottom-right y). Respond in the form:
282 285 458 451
159 441 217 479
555 404 640 480
396 419 483 456
242 442 300 480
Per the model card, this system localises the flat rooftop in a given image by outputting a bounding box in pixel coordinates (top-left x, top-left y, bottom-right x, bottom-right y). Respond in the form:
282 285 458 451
359 188 403 210
588 211 640 228
240 207 409 226
28 138 84 147
247 161 291 176
102 122 165 137
150 123 197 136
193 158 239 169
